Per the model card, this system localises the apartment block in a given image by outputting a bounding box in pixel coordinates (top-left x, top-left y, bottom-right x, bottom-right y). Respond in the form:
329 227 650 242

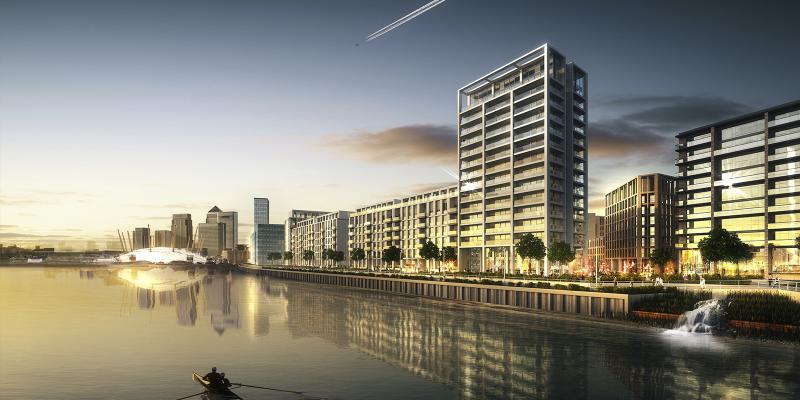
585 213 605 273
285 209 329 252
675 100 800 276
604 174 675 274
348 186 458 271
457 44 587 274
289 211 350 267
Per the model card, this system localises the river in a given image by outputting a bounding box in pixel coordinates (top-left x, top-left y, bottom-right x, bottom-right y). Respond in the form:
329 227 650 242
0 265 798 399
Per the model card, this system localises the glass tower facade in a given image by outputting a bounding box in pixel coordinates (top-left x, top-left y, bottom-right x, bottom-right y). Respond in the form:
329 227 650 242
675 100 800 276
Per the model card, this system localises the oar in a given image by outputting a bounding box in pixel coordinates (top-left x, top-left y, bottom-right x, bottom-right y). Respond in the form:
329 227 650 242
174 390 207 400
232 383 303 395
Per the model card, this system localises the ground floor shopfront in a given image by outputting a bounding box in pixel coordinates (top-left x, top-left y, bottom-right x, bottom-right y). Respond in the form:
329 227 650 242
678 246 800 277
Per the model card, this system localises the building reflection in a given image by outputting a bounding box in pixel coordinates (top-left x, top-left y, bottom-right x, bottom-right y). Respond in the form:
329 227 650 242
269 279 800 399
106 265 240 335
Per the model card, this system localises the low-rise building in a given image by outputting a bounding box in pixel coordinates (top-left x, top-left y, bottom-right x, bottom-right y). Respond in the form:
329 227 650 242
285 210 330 253
349 186 459 271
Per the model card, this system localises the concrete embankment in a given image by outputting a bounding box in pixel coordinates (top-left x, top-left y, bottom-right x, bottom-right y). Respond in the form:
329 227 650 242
238 265 643 319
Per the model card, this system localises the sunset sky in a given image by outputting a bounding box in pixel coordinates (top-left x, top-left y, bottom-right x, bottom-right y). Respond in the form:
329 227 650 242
1 0 798 249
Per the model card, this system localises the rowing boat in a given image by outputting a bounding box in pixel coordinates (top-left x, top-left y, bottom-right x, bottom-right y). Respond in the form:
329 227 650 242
192 372 242 399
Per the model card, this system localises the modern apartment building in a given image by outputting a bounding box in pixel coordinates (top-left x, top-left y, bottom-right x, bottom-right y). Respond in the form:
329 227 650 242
675 100 800 276
170 213 193 249
349 186 458 271
285 209 329 252
253 224 285 265
206 206 238 251
289 211 350 267
132 227 150 250
457 43 587 274
585 213 605 273
605 174 676 274
153 230 172 248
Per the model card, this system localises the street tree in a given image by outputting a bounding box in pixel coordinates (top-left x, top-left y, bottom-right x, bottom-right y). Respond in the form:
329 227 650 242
649 247 673 274
515 233 546 275
546 241 575 276
420 240 440 273
351 248 366 269
302 250 314 267
441 246 457 272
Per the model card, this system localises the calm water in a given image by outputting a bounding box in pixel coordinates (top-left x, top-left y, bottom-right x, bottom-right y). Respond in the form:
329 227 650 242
1 266 799 400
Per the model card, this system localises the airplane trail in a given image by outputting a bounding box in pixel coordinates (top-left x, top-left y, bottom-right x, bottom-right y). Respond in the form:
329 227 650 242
365 0 446 42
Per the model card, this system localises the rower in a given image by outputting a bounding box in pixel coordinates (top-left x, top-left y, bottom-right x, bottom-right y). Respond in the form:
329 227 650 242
221 372 231 388
203 367 223 388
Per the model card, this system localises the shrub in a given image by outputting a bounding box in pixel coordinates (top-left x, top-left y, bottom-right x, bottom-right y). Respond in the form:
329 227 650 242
632 289 712 314
725 291 800 326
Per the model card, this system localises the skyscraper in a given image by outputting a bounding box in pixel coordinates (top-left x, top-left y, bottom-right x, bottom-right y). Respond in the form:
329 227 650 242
132 227 151 250
254 224 285 265
252 197 270 263
254 198 269 225
675 100 800 276
206 206 238 251
456 44 587 275
197 222 225 257
153 230 173 248
171 213 193 249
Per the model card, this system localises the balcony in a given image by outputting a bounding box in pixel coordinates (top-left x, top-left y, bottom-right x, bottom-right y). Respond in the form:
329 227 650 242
485 113 511 128
514 141 544 155
769 204 799 213
485 214 511 223
768 186 798 196
768 221 800 230
515 196 544 206
460 192 482 202
769 151 800 162
514 212 543 220
768 113 800 127
485 163 511 174
549 115 564 125
460 159 482 169
485 175 510 186
460 218 483 226
485 227 511 234
485 150 511 162
485 188 511 198
485 100 510 114
485 202 511 211
514 113 545 129
513 100 545 116
514 168 545 180
460 230 483 237
460 170 481 180
485 125 511 139
485 138 510 151
513 85 545 103
460 147 482 159
514 127 545 142
460 136 482 148
461 206 483 214
459 112 482 125
514 183 544 194
460 124 482 136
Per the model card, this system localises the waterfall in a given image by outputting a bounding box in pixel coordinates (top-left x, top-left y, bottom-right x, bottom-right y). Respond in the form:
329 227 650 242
671 299 722 334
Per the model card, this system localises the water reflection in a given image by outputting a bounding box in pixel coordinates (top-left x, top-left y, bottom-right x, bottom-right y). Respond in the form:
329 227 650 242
261 276 800 400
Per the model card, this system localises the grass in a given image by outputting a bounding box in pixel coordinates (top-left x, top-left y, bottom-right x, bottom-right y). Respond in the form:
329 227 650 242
725 291 800 325
631 288 712 314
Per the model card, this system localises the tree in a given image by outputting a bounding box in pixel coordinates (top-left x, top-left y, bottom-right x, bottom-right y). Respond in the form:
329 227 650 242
441 246 457 272
649 247 673 274
302 250 314 267
382 245 402 270
322 248 337 268
547 241 575 276
351 248 366 269
283 251 293 266
796 235 800 250
333 250 345 267
729 240 754 276
515 234 546 275
268 252 282 264
697 228 753 274
420 240 440 273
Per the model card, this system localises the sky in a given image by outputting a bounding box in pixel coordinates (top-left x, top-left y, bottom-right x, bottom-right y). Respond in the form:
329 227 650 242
1 0 798 250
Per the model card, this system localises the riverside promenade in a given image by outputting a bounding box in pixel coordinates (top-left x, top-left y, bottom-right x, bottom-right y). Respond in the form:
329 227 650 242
237 264 654 319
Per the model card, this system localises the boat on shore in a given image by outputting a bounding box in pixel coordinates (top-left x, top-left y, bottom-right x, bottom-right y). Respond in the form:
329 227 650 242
192 372 241 399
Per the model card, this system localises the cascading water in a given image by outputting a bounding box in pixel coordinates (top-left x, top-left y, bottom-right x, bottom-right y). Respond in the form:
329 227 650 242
671 299 722 334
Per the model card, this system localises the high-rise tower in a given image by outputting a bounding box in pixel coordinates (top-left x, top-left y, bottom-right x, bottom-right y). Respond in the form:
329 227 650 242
456 44 587 275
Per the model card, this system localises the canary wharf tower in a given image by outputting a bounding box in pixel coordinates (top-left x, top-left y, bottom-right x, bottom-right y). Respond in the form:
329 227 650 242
457 44 587 275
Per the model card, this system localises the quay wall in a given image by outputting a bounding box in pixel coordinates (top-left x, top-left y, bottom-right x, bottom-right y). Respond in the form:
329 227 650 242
244 266 632 318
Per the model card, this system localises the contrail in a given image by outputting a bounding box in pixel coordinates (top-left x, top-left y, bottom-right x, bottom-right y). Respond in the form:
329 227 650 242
365 0 446 42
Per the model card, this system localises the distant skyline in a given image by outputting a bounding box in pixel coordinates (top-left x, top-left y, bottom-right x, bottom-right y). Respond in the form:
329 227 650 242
1 0 798 248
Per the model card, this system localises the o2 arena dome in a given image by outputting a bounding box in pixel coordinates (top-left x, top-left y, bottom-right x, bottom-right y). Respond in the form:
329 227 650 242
115 247 207 264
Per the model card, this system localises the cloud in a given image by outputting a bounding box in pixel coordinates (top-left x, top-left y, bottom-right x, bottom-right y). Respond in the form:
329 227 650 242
0 232 71 238
0 224 18 229
318 124 456 165
590 96 753 158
